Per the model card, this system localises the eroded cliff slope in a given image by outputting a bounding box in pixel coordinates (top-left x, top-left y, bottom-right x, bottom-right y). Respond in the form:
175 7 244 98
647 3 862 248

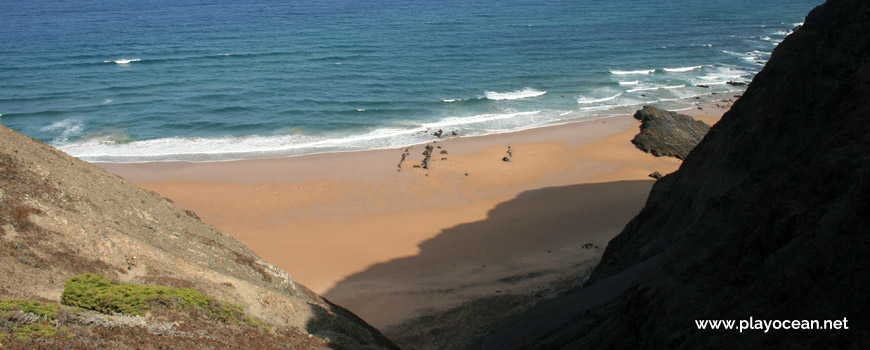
0 124 397 349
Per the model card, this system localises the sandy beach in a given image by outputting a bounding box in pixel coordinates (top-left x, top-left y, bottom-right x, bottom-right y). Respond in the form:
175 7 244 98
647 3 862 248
99 97 733 328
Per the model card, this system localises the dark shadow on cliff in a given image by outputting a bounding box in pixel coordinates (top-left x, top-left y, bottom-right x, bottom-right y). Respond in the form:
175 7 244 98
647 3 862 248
304 300 402 350
319 180 656 333
481 0 870 348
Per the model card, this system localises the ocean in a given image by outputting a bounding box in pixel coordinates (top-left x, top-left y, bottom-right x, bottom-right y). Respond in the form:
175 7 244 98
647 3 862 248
0 0 820 162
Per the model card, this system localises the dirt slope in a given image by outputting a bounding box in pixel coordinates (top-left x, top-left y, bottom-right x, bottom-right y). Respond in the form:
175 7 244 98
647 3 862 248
0 124 397 349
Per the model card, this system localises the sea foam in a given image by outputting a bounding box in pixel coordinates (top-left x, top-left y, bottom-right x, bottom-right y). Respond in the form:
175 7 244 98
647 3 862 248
577 93 622 105
626 85 685 93
693 66 752 85
484 88 547 101
105 58 141 65
58 110 550 162
41 118 83 142
610 69 655 75
664 65 703 73
58 130 416 163
423 111 541 128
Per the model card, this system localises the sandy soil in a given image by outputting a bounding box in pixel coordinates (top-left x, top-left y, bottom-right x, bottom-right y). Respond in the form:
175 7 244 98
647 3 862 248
99 95 734 328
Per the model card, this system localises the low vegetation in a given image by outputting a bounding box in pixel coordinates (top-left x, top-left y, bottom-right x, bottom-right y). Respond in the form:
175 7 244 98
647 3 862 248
61 273 266 329
2 274 273 347
0 299 66 341
0 299 58 320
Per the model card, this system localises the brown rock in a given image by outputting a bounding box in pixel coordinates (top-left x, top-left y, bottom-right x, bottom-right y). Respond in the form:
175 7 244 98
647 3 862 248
630 106 711 160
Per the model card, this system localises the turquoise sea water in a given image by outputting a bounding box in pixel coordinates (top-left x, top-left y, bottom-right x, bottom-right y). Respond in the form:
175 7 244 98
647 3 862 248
0 0 820 162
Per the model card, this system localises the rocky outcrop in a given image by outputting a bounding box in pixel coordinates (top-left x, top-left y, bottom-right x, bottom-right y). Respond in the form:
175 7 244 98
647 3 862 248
630 106 710 160
0 124 397 349
483 0 870 348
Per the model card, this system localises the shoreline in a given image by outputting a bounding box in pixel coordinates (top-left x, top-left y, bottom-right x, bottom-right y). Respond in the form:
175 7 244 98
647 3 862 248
80 91 741 166
97 96 734 328
97 92 736 181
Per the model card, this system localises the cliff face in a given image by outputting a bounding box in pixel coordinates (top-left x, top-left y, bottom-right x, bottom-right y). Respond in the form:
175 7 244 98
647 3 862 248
0 124 396 349
484 0 870 348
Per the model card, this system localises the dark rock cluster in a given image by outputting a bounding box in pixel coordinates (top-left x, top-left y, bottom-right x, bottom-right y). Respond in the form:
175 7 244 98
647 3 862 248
630 105 710 160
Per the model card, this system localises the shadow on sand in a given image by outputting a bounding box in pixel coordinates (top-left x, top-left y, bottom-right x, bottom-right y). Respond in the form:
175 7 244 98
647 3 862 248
321 179 655 329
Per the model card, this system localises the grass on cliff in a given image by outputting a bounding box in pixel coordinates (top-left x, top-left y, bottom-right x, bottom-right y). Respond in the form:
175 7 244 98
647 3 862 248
60 273 267 330
0 299 57 320
1 292 321 349
0 299 68 341
2 273 270 344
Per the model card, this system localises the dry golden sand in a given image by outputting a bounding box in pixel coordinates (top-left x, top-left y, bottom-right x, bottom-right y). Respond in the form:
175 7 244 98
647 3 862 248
99 97 732 328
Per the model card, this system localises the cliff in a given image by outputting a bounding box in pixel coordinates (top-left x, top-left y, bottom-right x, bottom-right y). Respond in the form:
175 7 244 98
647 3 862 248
483 0 870 348
0 124 397 349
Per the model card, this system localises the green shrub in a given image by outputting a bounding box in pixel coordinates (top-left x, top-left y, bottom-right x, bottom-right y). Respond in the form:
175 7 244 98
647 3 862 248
0 299 57 320
0 299 63 340
60 273 264 328
11 324 58 340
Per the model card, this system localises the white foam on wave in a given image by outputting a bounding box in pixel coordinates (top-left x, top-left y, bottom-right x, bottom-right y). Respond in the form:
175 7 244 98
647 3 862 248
664 65 703 73
41 118 83 142
577 100 646 112
610 69 655 75
619 81 640 85
692 65 754 86
626 86 659 93
442 98 462 103
579 105 621 111
58 127 428 163
626 85 685 93
57 110 553 162
577 93 622 105
483 88 547 101
735 50 770 62
724 49 770 59
573 91 654 112
423 111 541 128
104 58 141 65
